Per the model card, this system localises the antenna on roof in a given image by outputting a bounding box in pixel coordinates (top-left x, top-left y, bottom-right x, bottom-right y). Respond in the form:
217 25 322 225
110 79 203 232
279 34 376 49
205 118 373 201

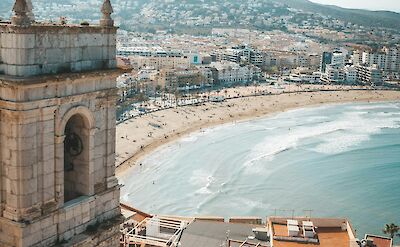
303 209 313 219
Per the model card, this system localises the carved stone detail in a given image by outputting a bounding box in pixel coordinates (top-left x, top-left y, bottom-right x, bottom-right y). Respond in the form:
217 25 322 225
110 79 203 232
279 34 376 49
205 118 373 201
11 0 31 26
100 0 114 27
26 0 35 22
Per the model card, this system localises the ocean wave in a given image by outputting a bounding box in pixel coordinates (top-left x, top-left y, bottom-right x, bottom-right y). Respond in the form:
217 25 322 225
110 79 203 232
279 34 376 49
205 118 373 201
244 109 400 162
312 112 400 154
195 187 213 195
180 134 199 143
189 169 216 188
195 191 220 213
374 112 400 117
350 103 399 111
313 133 370 154
234 197 271 211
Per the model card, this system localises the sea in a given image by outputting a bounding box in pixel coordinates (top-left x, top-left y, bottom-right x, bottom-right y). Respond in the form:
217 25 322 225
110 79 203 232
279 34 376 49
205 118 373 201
120 101 400 239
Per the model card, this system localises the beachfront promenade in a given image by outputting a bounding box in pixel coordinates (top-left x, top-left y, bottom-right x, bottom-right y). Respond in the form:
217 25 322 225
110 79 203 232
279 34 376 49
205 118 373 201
117 84 388 123
115 84 400 174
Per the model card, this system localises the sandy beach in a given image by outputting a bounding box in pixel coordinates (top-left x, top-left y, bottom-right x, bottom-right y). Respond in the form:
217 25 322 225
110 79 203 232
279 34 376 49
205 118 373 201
115 84 400 176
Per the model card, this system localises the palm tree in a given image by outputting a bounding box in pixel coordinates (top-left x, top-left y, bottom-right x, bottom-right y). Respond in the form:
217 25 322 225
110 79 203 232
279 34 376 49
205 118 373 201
383 223 400 239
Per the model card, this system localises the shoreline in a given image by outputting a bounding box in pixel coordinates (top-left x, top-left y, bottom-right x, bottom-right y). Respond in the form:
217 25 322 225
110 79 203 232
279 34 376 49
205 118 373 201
115 87 400 177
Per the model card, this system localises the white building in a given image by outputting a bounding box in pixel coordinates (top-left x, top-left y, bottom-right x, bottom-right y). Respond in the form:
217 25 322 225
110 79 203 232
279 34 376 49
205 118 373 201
357 46 400 72
211 62 260 85
137 68 159 81
130 56 191 70
352 50 363 66
219 45 264 66
325 64 345 83
289 68 321 83
331 51 345 68
344 66 357 84
356 65 383 86
362 52 387 70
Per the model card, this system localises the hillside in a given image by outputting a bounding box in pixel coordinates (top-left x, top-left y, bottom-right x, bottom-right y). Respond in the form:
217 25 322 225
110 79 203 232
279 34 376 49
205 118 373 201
280 0 400 29
0 0 399 30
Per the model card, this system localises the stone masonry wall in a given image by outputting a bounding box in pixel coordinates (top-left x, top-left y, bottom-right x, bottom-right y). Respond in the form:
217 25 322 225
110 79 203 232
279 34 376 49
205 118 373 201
0 71 121 246
0 187 121 247
0 24 117 77
0 72 118 222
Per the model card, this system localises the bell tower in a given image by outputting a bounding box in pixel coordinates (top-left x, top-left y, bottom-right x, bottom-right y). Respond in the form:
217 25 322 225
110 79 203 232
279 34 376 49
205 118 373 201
0 0 122 246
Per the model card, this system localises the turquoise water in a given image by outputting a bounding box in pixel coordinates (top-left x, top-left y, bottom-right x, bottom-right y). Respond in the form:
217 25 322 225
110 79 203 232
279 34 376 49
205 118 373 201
120 102 400 239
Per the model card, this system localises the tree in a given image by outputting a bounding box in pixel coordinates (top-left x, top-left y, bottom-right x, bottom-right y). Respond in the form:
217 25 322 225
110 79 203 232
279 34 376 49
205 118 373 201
383 223 400 239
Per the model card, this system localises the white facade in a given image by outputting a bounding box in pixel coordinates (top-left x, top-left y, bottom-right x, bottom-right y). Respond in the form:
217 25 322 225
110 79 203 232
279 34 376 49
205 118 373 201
356 65 383 86
331 51 345 68
362 52 387 70
137 68 158 81
344 66 357 83
130 56 191 70
211 62 259 85
326 65 345 83
359 46 400 72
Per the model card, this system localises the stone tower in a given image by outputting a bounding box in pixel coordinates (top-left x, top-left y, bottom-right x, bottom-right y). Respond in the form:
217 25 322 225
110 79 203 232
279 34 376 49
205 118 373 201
0 0 122 246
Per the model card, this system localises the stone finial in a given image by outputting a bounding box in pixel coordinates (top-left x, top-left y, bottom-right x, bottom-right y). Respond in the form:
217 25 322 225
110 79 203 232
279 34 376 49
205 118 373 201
26 0 35 22
11 0 31 26
100 0 114 27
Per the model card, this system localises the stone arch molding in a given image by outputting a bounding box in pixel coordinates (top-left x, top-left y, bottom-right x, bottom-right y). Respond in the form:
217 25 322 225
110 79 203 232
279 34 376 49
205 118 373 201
55 105 97 202
57 105 96 138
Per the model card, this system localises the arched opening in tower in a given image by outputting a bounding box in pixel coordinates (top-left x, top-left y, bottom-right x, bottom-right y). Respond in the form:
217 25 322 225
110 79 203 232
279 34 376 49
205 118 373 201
63 114 90 203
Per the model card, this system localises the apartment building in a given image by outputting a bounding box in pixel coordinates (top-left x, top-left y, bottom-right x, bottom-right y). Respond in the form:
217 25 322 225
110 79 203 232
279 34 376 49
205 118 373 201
158 68 204 90
356 65 384 86
218 45 265 66
211 62 261 85
354 46 400 72
320 50 345 73
130 56 191 70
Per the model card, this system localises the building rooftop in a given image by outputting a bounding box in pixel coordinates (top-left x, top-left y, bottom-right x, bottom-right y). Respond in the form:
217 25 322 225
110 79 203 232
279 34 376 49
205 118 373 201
269 217 356 247
365 234 393 247
179 220 270 247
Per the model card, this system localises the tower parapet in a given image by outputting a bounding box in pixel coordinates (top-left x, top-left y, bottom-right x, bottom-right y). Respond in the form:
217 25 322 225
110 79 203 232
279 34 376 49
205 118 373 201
0 24 117 77
0 0 117 78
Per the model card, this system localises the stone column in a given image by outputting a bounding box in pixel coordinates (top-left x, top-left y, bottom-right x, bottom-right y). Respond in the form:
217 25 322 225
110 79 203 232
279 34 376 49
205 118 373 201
11 0 31 26
2 110 42 222
87 128 96 196
105 97 118 189
100 0 114 27
54 134 65 208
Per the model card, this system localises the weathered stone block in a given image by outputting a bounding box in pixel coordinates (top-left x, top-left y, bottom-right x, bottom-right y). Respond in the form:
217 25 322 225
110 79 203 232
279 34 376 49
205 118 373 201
45 48 64 64
70 47 82 62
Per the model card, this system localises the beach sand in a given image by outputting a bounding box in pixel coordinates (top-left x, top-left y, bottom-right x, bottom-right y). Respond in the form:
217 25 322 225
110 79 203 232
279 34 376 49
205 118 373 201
115 84 400 176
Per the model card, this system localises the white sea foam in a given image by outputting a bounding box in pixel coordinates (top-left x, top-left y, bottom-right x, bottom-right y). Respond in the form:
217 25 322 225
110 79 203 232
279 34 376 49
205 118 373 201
313 133 370 154
244 122 341 168
234 197 271 210
350 103 398 110
180 134 199 143
313 111 400 154
189 169 216 188
195 187 213 195
245 109 400 162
